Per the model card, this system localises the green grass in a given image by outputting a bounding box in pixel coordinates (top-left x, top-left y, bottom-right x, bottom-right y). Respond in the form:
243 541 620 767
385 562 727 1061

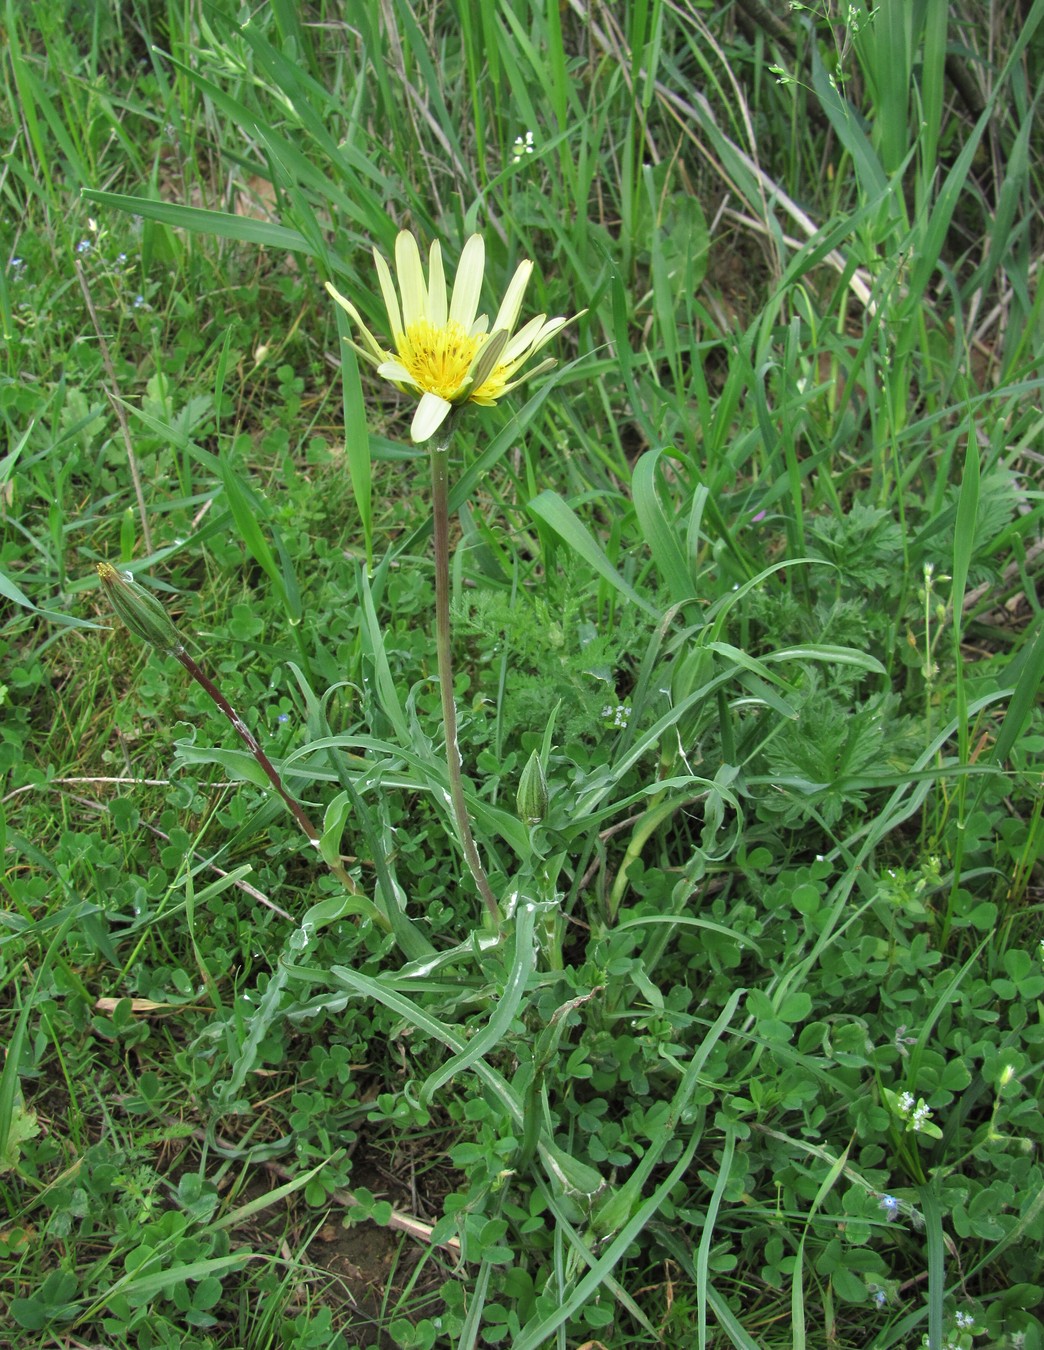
2 1 1044 1347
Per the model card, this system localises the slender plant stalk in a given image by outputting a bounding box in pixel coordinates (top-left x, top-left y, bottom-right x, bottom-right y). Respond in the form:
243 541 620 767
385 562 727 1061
98 561 390 928
174 649 369 906
429 429 501 925
75 262 153 556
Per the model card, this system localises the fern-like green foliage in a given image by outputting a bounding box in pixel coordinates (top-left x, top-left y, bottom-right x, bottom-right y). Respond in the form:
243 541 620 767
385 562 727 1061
458 580 651 749
760 685 908 827
807 499 905 593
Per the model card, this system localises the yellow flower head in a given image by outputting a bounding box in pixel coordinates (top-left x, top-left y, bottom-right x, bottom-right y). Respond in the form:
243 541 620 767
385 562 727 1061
326 231 573 443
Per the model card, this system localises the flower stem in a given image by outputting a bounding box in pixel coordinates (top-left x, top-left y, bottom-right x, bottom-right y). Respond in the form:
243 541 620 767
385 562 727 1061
429 431 501 926
174 649 369 908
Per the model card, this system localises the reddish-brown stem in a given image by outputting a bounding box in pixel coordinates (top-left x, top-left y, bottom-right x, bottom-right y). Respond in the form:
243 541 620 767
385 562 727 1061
174 649 362 898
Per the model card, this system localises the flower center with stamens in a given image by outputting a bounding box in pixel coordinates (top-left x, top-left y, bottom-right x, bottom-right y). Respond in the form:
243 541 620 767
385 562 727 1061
396 320 482 400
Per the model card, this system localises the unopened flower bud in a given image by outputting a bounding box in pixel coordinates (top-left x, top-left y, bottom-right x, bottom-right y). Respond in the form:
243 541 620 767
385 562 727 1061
516 749 548 826
97 563 184 655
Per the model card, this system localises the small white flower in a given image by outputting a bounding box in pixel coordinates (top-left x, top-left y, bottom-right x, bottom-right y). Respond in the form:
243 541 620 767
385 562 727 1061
955 1311 975 1329
512 130 536 162
892 1088 936 1134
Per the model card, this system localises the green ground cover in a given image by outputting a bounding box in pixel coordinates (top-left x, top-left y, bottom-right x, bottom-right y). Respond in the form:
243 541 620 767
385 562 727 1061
2 1 1043 1346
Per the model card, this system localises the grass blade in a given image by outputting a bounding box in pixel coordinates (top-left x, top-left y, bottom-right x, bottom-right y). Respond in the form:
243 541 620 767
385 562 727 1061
697 1124 737 1350
527 488 658 616
80 189 315 253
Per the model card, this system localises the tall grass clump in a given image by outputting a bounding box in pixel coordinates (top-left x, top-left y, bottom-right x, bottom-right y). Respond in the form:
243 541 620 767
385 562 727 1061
2 1 1043 1348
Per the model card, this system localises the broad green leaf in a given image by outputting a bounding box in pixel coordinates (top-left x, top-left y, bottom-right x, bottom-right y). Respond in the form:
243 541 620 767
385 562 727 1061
632 449 697 608
421 900 538 1102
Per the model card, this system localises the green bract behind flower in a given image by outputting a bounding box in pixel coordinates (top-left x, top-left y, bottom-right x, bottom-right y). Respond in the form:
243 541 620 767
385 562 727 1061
327 230 575 443
97 563 184 655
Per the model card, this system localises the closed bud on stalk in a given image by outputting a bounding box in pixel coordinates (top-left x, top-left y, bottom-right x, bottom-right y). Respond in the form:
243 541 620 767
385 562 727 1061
97 563 184 655
516 749 548 826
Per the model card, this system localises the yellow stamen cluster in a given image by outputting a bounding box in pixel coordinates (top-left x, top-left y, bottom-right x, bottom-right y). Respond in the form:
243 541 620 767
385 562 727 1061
397 320 482 402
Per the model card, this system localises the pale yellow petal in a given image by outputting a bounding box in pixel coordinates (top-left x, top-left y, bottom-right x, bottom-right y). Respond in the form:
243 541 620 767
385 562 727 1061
427 240 447 327
450 235 485 329
411 391 453 443
377 358 420 390
501 313 546 364
491 259 533 337
324 282 388 366
524 315 569 359
372 248 402 338
395 231 427 328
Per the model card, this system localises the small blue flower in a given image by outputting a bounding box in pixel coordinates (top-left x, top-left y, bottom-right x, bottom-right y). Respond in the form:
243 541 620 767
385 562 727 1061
76 239 92 254
277 713 289 724
879 1194 901 1221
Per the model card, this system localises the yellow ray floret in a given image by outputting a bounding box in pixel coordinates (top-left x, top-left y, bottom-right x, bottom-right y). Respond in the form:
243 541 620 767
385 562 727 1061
327 230 576 443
